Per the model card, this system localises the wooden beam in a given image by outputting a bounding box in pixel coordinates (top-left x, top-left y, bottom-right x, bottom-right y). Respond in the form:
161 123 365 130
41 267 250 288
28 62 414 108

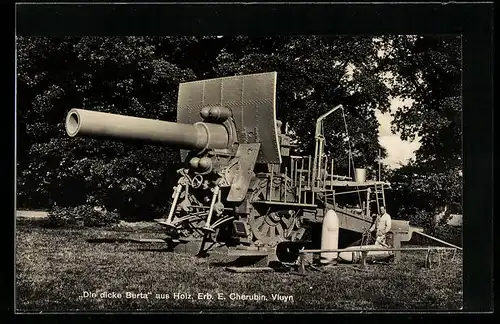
300 246 459 254
253 200 318 208
413 231 463 251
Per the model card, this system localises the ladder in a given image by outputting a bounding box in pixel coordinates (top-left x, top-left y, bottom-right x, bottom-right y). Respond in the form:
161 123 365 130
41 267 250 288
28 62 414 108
290 156 313 204
371 183 386 214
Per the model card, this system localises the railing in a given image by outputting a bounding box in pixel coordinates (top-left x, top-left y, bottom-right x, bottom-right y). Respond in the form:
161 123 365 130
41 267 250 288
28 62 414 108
288 154 353 205
263 154 387 215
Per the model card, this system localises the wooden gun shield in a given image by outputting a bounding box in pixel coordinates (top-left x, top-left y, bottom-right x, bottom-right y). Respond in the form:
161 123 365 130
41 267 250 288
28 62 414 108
177 72 281 164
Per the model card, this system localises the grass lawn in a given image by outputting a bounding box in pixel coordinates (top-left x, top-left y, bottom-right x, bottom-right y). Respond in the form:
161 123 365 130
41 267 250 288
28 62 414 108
15 218 463 312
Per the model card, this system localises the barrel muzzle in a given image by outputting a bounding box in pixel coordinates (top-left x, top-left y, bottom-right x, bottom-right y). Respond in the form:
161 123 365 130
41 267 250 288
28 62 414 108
65 108 230 150
66 109 82 137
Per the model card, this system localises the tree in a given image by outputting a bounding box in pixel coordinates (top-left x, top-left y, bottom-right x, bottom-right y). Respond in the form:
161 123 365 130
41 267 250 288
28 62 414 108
212 36 391 175
379 35 462 229
16 36 196 217
16 36 394 219
382 35 461 170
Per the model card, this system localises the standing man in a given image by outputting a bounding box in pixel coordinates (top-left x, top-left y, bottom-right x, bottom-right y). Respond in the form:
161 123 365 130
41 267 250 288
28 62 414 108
369 206 392 246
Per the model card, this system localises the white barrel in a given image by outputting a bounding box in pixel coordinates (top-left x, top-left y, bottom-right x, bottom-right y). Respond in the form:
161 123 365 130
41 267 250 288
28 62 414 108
320 209 339 264
338 245 392 263
355 168 366 183
65 108 230 150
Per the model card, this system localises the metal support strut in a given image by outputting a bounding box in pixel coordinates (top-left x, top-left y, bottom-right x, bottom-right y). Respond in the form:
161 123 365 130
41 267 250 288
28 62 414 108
202 186 220 233
165 184 183 226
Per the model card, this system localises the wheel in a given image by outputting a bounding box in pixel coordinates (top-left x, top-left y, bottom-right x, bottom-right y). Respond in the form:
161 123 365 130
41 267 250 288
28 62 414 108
246 177 304 248
248 208 297 246
191 175 203 188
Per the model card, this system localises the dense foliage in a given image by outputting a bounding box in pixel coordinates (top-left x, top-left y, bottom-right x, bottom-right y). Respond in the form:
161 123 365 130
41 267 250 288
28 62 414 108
380 36 462 231
16 36 462 233
46 205 120 228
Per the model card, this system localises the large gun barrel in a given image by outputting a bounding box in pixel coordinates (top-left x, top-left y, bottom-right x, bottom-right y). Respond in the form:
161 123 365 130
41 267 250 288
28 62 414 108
65 108 230 150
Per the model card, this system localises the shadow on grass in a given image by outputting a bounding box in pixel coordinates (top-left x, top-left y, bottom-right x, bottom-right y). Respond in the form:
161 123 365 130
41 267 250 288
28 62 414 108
211 256 268 267
16 218 54 229
136 247 171 252
209 257 295 274
414 260 428 268
210 256 296 270
86 237 136 243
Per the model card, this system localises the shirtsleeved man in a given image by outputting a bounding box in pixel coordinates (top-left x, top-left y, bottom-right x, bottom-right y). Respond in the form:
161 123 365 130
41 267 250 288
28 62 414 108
369 206 392 246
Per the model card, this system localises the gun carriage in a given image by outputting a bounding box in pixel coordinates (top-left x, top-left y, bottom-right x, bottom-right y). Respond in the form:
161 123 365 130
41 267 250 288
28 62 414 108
66 72 413 265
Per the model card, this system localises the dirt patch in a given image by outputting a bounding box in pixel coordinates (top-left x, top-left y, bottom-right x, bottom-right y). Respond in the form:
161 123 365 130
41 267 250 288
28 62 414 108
113 220 162 229
16 210 48 219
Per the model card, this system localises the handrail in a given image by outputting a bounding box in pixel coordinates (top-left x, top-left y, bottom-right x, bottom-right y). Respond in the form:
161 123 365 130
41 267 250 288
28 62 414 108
300 246 460 254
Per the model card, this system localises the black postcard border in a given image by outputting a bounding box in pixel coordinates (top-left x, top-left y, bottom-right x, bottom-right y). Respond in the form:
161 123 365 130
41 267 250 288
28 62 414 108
10 1 494 317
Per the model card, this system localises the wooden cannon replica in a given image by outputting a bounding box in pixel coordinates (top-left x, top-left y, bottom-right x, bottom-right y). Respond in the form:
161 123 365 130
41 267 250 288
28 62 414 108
65 72 431 267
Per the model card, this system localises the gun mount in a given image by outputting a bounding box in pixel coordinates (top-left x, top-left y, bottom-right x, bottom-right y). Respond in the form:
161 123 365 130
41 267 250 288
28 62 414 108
66 72 412 265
